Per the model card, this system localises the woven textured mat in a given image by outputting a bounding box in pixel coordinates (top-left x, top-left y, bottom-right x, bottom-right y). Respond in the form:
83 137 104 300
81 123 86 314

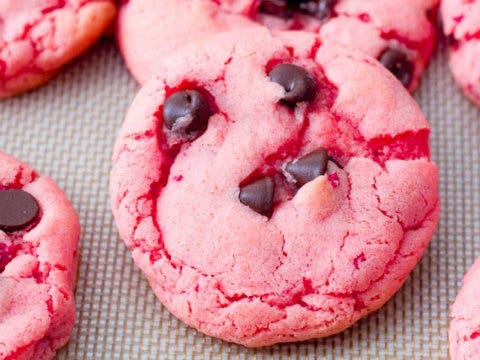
0 38 479 359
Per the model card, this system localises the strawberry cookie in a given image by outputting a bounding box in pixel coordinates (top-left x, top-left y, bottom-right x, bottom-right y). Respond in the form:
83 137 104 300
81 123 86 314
441 0 480 105
110 29 440 346
450 258 480 359
0 0 116 99
117 0 438 91
0 151 80 359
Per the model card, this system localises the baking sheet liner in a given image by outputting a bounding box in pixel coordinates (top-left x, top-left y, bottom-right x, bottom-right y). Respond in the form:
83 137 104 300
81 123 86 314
1 39 479 359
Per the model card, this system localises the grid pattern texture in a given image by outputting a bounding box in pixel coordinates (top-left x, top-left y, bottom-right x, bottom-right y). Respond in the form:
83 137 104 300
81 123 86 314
0 39 478 359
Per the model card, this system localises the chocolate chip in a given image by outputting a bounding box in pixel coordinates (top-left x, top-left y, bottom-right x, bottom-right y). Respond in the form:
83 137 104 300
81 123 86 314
239 177 275 217
295 0 335 20
0 189 39 232
260 0 335 20
285 148 328 188
379 48 414 88
260 0 289 17
163 90 211 136
269 64 316 105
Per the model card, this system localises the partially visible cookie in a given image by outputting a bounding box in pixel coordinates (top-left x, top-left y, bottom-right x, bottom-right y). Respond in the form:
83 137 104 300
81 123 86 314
0 151 80 359
0 0 116 99
450 258 480 359
116 0 256 84
441 0 480 105
117 0 438 91
111 28 440 347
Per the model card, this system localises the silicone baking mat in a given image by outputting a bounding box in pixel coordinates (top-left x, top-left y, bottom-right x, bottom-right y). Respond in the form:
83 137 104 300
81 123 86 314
0 37 479 359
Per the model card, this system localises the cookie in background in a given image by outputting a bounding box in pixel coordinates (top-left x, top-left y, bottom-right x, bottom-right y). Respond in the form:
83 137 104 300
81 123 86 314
117 0 439 91
441 0 480 106
0 0 116 99
450 257 480 359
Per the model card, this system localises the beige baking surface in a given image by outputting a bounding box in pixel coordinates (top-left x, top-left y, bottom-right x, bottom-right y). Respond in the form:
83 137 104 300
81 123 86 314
0 37 479 359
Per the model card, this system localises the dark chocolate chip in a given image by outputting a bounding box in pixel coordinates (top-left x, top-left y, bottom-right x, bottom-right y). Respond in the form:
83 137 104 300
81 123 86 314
261 0 335 20
294 0 335 20
285 148 328 188
239 177 275 217
0 189 39 232
379 48 414 88
269 64 316 105
260 0 289 17
163 90 211 136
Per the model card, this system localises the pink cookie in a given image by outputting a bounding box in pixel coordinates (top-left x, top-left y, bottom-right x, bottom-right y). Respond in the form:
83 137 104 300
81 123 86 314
0 151 80 359
117 0 438 91
450 258 480 359
0 0 116 99
441 0 480 105
110 28 440 347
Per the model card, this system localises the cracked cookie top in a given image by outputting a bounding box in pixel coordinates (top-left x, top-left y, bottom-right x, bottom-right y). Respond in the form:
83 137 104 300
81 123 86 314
110 28 440 347
441 0 480 105
117 0 438 91
0 0 116 98
0 151 80 359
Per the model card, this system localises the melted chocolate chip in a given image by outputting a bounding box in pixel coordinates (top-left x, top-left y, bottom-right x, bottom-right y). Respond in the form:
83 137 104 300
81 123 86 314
269 64 316 105
163 90 211 136
379 49 414 88
295 0 335 20
239 177 275 217
285 148 328 188
0 189 39 232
